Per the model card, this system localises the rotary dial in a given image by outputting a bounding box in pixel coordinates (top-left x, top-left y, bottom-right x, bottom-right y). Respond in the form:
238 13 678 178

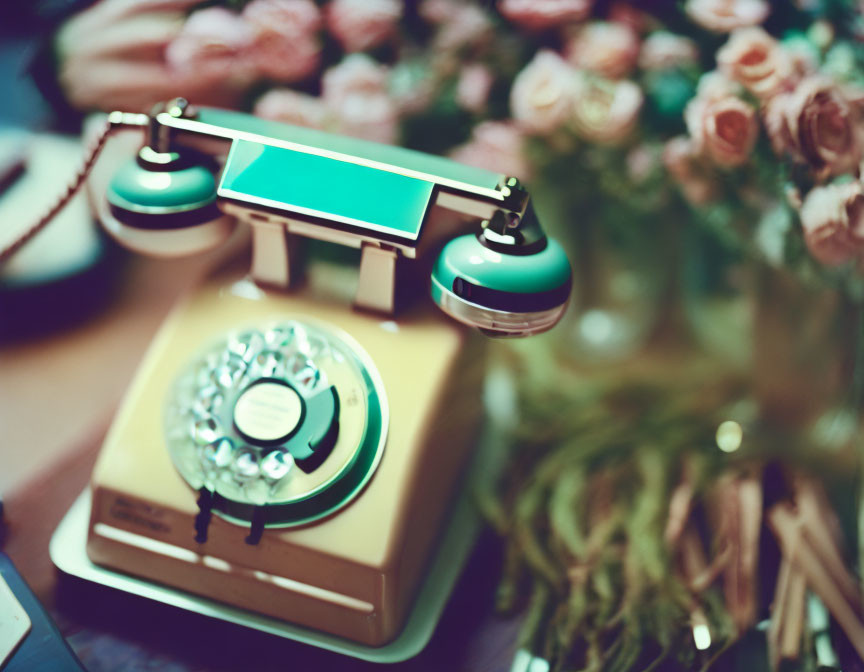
164 320 387 529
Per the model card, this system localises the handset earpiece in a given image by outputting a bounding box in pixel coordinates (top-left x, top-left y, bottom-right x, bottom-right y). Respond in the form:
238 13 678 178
431 203 571 337
103 101 235 257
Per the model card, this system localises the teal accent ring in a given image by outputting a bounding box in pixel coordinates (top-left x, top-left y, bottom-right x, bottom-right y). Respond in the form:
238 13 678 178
107 157 218 214
432 234 571 297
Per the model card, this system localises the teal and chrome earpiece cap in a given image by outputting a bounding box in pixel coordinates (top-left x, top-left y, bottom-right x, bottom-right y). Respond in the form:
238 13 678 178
102 150 235 257
431 232 572 337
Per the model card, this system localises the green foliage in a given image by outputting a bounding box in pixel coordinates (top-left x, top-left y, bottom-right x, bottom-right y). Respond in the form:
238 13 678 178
480 374 734 671
401 98 474 154
481 363 860 671
642 69 698 131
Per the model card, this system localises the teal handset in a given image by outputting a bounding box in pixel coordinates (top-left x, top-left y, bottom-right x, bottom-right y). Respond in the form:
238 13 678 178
97 98 572 336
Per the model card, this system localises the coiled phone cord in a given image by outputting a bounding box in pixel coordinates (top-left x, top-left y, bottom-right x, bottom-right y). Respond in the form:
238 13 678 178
0 112 148 266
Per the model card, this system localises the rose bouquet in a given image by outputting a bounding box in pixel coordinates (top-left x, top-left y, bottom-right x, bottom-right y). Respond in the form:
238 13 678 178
158 0 862 235
137 0 862 364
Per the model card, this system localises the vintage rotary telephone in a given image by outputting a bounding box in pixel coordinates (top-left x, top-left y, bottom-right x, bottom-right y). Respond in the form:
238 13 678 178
5 98 571 648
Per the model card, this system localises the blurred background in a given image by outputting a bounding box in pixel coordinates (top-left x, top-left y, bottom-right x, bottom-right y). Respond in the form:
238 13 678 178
2 1 864 670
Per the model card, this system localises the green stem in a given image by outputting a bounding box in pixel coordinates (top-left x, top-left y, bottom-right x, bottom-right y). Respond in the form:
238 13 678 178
850 300 864 416
573 196 597 310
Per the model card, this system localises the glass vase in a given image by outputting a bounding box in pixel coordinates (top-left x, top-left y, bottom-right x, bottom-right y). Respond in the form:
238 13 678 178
681 224 756 370
534 184 670 363
751 267 863 439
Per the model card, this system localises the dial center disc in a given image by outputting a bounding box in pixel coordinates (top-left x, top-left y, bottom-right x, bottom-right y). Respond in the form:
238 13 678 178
233 380 304 444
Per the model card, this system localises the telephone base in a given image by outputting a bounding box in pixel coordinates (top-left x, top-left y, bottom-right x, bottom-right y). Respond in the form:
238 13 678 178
50 457 485 664
79 267 486 647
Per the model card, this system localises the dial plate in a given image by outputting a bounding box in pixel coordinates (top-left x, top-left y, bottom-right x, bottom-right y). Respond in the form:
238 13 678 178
164 320 387 526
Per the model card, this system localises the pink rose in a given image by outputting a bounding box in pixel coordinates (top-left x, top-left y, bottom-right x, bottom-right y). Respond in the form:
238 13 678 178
684 0 770 33
566 21 640 80
322 55 398 144
456 64 494 114
766 77 863 179
326 0 402 53
244 0 322 34
663 135 718 205
249 35 320 82
717 28 796 100
244 0 322 82
685 93 758 167
434 4 493 51
639 31 699 70
799 182 864 266
510 50 577 135
254 89 330 129
420 0 493 52
322 53 388 105
498 0 593 31
166 8 256 82
685 72 753 164
449 121 530 180
571 75 643 144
